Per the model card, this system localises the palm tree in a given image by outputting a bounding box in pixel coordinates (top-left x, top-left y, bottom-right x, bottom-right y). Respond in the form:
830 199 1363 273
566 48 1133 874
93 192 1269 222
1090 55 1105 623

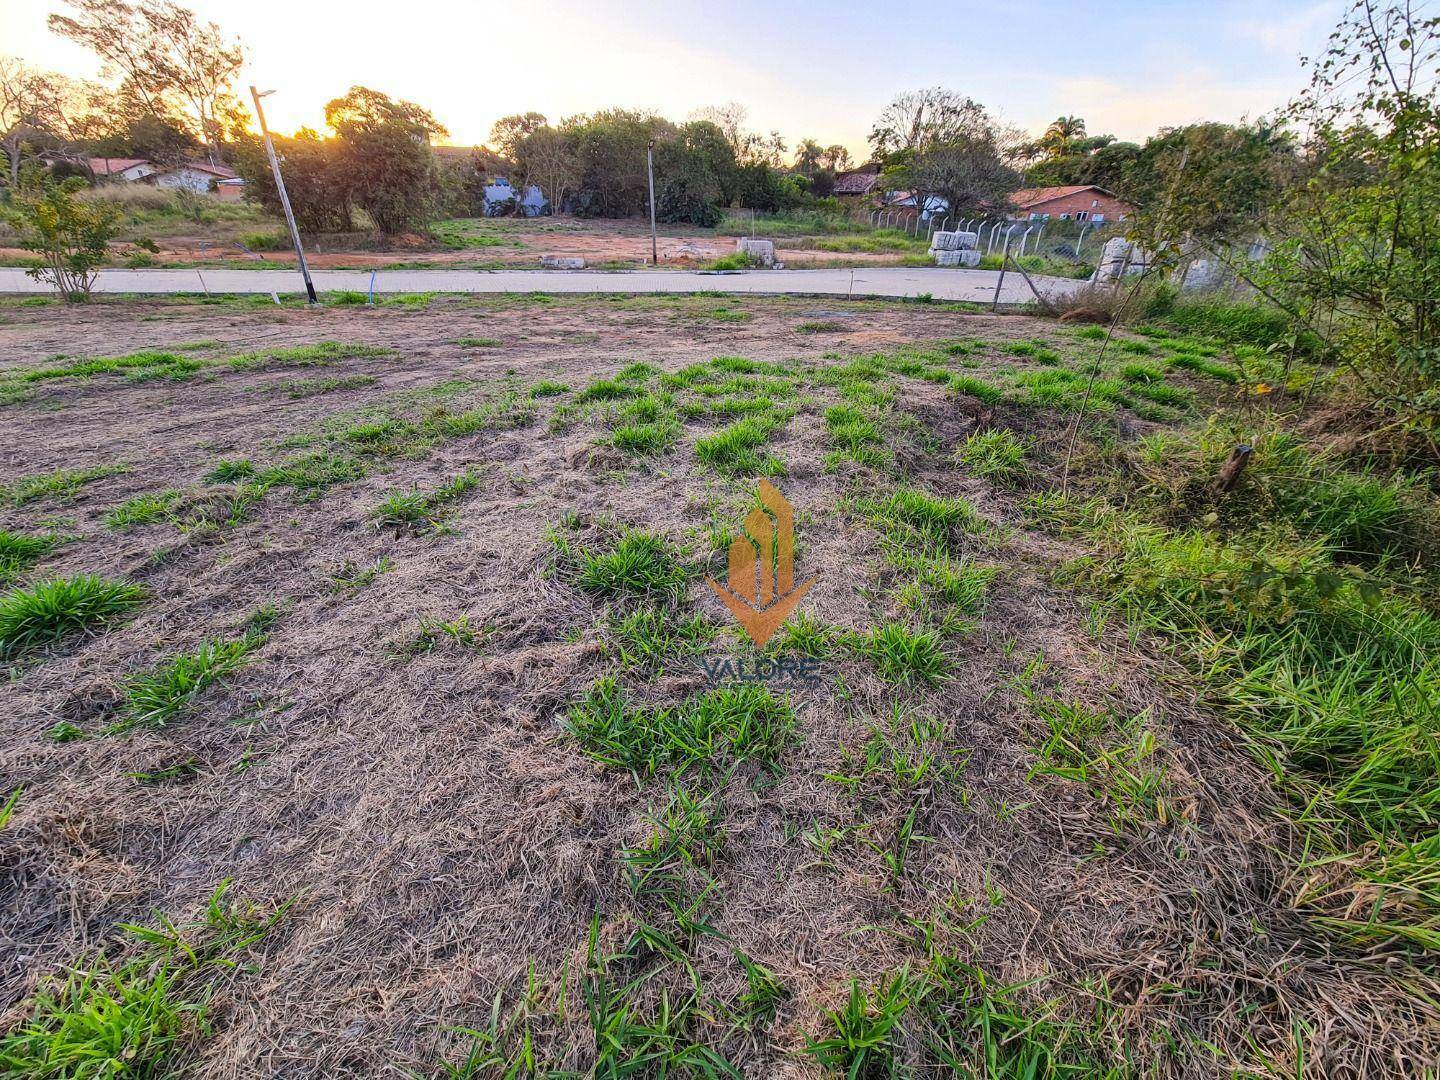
793 138 824 177
1039 116 1086 158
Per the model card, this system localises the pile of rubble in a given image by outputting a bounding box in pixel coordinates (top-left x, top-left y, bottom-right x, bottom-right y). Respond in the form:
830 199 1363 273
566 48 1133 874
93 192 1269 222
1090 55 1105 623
929 230 981 267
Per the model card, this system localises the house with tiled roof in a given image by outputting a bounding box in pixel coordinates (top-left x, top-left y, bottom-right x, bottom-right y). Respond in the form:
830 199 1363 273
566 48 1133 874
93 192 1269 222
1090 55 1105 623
1009 184 1135 223
832 165 881 198
84 157 240 194
85 157 157 182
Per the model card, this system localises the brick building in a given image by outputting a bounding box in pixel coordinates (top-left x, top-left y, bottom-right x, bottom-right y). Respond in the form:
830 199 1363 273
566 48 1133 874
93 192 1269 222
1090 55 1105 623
1009 184 1136 223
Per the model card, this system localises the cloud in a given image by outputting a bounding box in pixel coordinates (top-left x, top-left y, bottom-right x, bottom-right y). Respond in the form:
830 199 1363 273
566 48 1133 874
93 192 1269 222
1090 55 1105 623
1229 1 1338 54
1047 68 1294 141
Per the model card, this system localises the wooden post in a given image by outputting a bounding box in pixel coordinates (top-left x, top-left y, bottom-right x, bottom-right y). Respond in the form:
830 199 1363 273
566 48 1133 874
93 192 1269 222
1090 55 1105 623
1216 444 1253 492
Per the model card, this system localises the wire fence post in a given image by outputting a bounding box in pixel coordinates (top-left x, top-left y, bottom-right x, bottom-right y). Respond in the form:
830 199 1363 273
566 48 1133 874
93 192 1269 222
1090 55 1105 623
991 234 1012 311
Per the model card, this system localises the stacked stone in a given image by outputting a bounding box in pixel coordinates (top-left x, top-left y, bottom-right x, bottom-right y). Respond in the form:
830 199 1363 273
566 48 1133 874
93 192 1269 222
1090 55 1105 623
929 230 981 267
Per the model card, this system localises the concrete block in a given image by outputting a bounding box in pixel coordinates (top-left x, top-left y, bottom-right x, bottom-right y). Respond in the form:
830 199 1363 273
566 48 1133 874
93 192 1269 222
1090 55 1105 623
737 237 776 267
933 249 981 267
540 255 586 270
930 231 979 252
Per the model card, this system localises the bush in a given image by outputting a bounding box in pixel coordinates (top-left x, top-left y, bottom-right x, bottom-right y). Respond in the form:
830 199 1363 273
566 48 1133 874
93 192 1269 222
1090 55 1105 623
241 231 289 252
2 173 119 301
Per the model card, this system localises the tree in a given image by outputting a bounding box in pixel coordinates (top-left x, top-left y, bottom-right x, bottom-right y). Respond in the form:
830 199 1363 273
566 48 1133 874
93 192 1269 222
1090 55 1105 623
490 112 546 160
870 90 1022 217
0 58 67 187
141 1 244 161
2 170 119 300
1255 1 1440 427
655 120 737 226
517 127 576 212
869 87 993 158
232 128 351 232
821 144 852 172
49 0 168 116
1037 115 1087 158
324 86 446 235
48 0 244 160
1125 122 1294 244
691 102 749 160
794 137 824 177
563 109 672 217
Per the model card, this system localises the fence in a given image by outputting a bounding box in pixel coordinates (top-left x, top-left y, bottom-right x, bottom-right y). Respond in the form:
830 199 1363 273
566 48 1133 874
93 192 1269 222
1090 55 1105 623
860 207 1122 264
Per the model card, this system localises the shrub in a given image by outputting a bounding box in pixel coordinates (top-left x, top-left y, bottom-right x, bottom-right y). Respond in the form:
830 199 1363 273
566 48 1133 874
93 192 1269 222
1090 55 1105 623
2 173 119 301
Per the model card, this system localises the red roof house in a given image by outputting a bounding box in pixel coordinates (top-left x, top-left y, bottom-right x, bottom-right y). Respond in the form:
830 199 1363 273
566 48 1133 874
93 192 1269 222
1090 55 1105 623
1009 185 1135 222
832 165 881 198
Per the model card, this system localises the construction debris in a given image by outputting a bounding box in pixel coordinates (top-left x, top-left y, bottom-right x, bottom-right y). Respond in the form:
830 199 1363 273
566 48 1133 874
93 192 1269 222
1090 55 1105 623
539 255 586 270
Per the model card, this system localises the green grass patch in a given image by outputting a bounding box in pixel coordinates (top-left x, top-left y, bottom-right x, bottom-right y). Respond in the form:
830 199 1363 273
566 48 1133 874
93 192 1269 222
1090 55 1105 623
372 472 480 533
956 429 1028 486
0 530 58 585
226 341 393 371
108 636 257 734
556 528 691 603
695 416 785 476
0 575 145 661
845 622 948 686
2 465 126 506
564 678 796 778
608 607 715 671
0 883 287 1079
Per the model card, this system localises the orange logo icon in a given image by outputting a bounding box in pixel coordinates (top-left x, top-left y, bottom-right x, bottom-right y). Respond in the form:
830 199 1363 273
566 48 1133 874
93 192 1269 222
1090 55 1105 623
707 479 816 647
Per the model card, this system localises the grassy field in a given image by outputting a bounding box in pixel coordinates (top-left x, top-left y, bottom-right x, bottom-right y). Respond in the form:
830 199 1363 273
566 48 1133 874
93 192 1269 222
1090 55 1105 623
0 292 1436 1077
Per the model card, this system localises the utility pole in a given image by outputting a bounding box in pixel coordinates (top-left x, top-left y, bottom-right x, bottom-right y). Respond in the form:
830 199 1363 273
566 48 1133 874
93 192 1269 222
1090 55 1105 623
250 85 317 305
646 139 658 266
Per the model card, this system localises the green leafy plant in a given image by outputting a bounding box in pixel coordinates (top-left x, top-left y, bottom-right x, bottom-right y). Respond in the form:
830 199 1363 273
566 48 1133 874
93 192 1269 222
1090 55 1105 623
2 172 119 301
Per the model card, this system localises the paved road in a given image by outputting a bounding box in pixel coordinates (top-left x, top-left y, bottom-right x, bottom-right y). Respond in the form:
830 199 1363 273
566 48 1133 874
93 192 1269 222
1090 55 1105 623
0 266 1084 306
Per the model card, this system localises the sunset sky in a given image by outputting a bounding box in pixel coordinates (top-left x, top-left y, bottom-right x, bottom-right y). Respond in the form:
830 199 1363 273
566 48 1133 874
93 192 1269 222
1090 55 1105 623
4 0 1342 154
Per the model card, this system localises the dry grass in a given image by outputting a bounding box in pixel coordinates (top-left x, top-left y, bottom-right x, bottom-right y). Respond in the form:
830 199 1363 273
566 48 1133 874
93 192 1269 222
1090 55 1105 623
0 293 1435 1077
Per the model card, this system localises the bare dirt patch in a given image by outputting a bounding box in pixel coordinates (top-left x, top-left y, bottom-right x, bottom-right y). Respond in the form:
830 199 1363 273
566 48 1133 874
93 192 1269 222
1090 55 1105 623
1 295 1434 1077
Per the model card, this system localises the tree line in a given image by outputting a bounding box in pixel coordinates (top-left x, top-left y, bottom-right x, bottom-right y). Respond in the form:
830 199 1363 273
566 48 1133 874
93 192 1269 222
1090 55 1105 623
1 0 1301 239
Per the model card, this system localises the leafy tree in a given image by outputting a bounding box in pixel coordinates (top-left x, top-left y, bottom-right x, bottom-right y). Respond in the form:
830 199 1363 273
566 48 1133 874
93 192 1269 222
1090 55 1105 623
1037 115 1087 157
324 86 446 235
794 137 825 177
822 145 852 171
232 128 352 232
655 120 736 226
0 58 68 187
2 170 119 300
48 0 243 160
1124 122 1294 243
563 109 671 217
490 112 547 161
871 89 1021 217
1255 0 1440 428
509 124 577 211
